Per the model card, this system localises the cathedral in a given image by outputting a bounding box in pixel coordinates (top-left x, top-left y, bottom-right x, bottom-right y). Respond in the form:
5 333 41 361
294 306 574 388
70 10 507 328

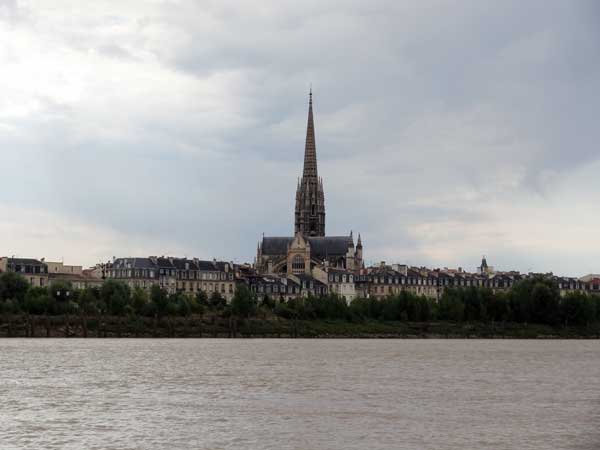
256 91 363 276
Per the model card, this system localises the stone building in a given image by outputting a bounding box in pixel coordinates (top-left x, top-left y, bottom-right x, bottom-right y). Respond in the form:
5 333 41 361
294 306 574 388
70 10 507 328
326 268 357 303
256 91 363 280
46 261 104 290
108 256 236 300
0 257 49 288
246 273 328 302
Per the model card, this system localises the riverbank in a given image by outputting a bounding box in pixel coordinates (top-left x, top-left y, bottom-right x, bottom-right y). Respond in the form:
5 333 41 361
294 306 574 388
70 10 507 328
0 314 599 338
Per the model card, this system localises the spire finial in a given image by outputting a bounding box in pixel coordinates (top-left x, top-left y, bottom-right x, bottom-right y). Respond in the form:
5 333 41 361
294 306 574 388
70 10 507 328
309 85 312 104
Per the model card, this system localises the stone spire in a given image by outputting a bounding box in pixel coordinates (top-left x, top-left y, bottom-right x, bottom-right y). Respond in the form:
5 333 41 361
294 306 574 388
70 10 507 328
295 89 325 237
302 88 318 179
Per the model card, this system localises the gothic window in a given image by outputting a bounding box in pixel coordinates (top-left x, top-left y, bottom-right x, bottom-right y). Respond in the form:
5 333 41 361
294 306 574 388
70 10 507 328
292 255 305 273
311 204 316 215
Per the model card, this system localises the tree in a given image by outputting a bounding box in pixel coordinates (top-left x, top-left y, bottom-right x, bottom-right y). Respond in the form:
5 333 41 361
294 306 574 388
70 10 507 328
349 297 382 320
464 287 483 321
150 285 168 316
23 287 51 315
79 287 101 315
131 287 149 315
0 272 30 303
209 291 226 310
561 292 596 326
195 290 208 306
486 292 510 322
531 283 560 325
438 288 465 322
100 279 131 316
231 285 256 318
260 294 275 310
169 292 192 317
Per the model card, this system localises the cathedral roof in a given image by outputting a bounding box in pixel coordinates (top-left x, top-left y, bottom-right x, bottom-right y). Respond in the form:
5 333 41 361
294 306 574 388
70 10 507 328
261 235 353 258
261 237 293 255
307 236 353 258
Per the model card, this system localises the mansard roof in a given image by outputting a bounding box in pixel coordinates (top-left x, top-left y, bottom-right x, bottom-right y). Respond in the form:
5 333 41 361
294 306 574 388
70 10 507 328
4 257 45 265
113 256 229 272
113 257 156 269
261 235 353 257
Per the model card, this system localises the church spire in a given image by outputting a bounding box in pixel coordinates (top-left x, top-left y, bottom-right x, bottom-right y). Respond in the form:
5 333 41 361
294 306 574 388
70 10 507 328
295 88 325 237
302 88 318 180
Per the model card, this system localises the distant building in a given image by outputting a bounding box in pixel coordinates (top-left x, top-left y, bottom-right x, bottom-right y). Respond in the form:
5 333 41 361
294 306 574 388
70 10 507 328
246 273 328 301
478 256 494 275
326 268 357 303
0 257 48 287
46 261 103 290
107 256 236 300
256 91 363 292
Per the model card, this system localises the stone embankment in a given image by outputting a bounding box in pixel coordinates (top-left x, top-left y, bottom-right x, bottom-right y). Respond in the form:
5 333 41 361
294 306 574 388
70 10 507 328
1 314 599 338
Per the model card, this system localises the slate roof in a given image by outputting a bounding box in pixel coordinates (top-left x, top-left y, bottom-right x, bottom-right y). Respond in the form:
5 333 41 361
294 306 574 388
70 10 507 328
4 258 45 266
261 235 352 258
261 237 293 255
112 257 228 272
307 236 352 258
113 258 156 269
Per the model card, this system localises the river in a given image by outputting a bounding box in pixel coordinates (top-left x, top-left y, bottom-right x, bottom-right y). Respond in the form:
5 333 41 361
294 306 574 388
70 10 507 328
1 339 598 449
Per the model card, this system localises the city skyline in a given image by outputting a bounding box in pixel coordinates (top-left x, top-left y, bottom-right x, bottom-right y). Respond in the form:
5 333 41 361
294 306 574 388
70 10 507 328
1 1 600 276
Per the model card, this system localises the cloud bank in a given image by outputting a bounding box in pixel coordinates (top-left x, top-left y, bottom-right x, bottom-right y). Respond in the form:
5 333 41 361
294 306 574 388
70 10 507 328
1 0 599 275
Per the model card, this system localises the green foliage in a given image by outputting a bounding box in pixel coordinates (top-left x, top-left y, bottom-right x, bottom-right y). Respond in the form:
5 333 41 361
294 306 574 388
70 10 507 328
150 285 168 316
195 290 208 306
189 296 204 315
349 297 382 320
304 294 349 320
169 293 192 317
23 287 51 315
0 272 30 303
231 285 257 318
560 292 597 326
131 287 149 315
209 291 226 310
0 272 598 329
486 292 510 322
260 294 275 309
438 289 465 321
100 279 131 316
79 287 100 315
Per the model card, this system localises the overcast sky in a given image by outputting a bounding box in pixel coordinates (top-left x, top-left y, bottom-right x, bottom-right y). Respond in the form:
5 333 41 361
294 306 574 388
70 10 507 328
1 0 599 275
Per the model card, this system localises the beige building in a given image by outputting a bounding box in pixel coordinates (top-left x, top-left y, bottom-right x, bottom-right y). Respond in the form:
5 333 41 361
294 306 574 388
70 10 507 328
0 257 49 288
46 261 103 290
108 256 236 301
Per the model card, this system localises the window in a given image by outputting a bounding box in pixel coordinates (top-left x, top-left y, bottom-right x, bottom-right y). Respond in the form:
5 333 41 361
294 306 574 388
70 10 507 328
292 255 305 273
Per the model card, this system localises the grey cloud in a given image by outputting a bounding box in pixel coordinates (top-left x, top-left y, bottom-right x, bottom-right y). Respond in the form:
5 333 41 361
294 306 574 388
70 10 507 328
1 0 599 273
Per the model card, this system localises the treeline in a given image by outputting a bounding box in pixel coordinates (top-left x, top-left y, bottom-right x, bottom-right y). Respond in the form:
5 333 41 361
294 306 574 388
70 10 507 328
276 276 600 326
0 273 221 317
1 272 599 328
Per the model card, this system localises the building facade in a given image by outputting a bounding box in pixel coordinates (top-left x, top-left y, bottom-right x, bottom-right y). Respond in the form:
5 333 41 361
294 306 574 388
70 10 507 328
256 91 363 287
0 257 49 288
108 256 236 300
